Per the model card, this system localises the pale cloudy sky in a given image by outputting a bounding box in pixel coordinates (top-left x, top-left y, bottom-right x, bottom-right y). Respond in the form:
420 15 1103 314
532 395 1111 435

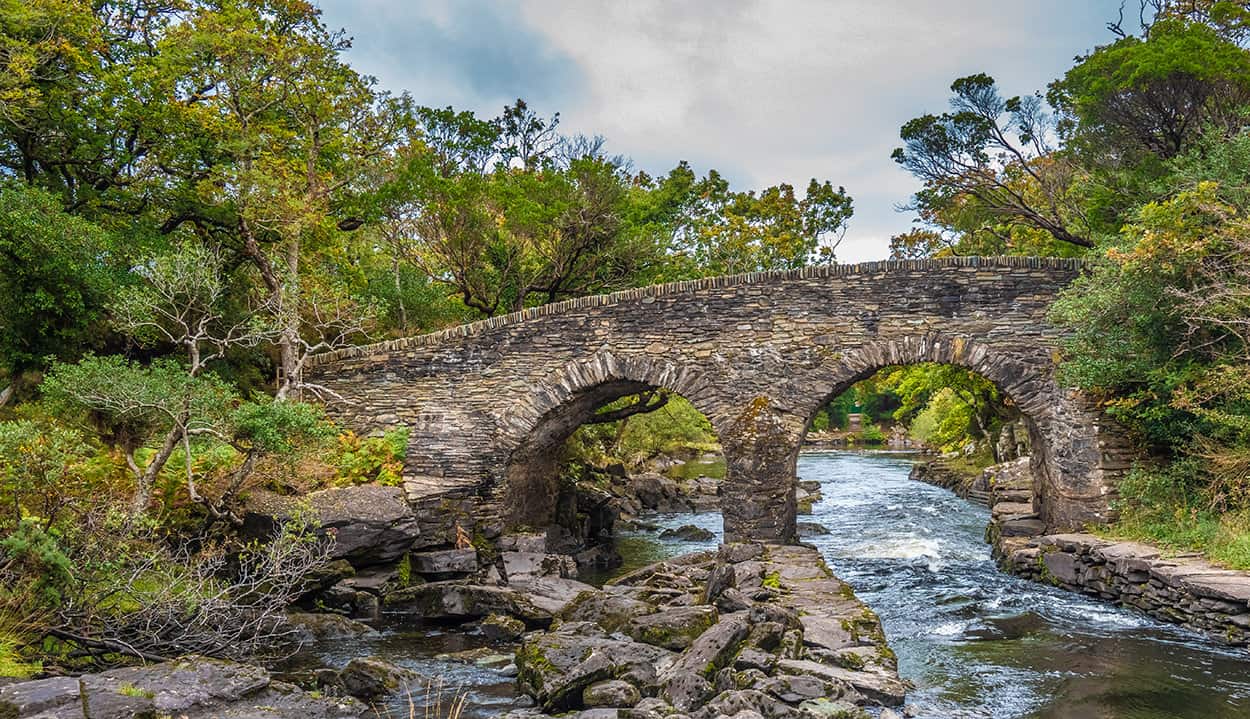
319 1 1123 262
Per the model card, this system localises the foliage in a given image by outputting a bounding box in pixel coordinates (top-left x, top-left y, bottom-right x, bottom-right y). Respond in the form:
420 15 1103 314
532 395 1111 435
0 419 93 528
0 182 122 394
568 395 718 470
334 428 408 487
1050 19 1250 163
892 74 1092 250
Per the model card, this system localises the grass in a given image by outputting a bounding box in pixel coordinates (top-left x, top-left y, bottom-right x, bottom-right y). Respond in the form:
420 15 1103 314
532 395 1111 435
1094 460 1250 570
1099 508 1250 571
374 676 469 719
0 637 41 679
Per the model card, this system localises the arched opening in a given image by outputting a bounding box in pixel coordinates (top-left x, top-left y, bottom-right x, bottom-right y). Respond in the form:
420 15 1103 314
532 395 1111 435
802 361 1038 514
499 366 725 569
789 334 1118 531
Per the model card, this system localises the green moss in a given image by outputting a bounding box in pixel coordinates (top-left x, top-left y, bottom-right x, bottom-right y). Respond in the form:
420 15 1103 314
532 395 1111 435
762 572 782 590
117 683 155 699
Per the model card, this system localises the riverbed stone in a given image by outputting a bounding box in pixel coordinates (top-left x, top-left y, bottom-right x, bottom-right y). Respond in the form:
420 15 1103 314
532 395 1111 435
335 656 419 700
244 485 420 567
625 605 719 650
582 679 641 708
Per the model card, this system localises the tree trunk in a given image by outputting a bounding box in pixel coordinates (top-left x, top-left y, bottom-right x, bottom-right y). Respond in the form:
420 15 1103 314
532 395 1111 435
0 383 12 409
131 425 183 516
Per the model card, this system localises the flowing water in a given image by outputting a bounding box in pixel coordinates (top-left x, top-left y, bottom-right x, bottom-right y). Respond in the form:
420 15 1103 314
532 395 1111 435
298 450 1250 717
627 451 1250 718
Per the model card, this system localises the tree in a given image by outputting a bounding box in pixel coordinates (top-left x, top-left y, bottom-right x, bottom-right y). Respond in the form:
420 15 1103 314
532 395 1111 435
637 163 854 278
893 74 1093 250
149 0 409 397
1050 19 1250 164
0 182 120 406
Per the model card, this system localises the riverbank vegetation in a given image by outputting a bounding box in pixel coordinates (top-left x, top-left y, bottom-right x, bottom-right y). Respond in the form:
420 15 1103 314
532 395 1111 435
0 0 853 675
3 0 1250 677
887 1 1250 567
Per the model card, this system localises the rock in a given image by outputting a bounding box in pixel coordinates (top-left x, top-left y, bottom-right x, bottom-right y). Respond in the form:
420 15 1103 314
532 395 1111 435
244 485 420 567
5 656 368 719
661 614 751 688
582 679 641 708
659 525 716 542
776 659 907 707
409 548 478 578
703 563 737 603
287 612 379 644
796 522 831 537
691 689 787 719
561 592 655 633
797 698 869 718
517 623 674 712
714 587 754 613
625 606 719 650
384 581 550 624
336 656 419 700
503 552 578 582
516 577 599 617
0 676 80 718
1042 550 1081 585
759 673 832 704
662 673 713 713
482 613 527 642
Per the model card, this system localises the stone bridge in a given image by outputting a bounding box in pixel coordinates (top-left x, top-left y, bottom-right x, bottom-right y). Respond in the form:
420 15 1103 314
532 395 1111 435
307 257 1132 545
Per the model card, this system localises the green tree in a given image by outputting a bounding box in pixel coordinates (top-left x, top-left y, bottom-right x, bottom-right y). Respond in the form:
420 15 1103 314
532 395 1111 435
0 182 121 405
893 74 1093 251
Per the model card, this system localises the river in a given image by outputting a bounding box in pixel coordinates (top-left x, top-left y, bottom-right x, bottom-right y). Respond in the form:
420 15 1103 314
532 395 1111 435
299 450 1250 717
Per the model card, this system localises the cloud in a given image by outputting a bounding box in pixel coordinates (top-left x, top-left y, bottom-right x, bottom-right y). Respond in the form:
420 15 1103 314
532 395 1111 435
321 0 584 114
319 0 1120 261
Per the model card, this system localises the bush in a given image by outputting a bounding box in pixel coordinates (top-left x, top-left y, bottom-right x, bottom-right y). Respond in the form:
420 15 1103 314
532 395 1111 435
334 428 408 486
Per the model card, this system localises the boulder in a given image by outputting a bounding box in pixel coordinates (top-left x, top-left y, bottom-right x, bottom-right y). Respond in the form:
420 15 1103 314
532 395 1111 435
582 679 641 708
287 612 379 644
796 522 831 537
776 660 907 706
625 606 719 650
560 592 655 633
384 582 549 624
245 485 419 567
410 548 479 578
503 552 578 582
481 613 527 642
659 525 716 542
335 656 420 700
517 622 673 712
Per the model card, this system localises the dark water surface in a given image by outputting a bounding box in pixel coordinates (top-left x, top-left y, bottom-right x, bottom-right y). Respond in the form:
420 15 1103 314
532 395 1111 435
302 451 1250 718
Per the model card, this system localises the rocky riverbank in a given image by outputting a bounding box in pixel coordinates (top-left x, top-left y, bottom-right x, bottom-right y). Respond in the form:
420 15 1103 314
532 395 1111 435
968 458 1250 648
0 655 369 719
995 533 1250 647
505 542 906 718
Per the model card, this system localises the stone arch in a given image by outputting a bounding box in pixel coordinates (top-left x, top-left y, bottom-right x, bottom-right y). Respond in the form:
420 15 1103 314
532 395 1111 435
790 333 1119 530
496 352 727 531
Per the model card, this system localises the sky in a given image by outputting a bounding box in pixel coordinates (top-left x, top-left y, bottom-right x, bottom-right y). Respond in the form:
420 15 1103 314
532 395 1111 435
319 0 1124 262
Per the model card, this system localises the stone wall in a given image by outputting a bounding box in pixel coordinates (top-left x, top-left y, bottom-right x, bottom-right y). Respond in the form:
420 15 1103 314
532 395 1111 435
996 533 1250 647
306 257 1134 544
